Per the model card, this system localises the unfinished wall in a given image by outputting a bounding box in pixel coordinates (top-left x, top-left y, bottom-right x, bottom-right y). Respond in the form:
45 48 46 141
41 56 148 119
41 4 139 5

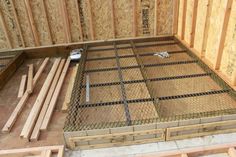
0 0 174 51
176 0 236 88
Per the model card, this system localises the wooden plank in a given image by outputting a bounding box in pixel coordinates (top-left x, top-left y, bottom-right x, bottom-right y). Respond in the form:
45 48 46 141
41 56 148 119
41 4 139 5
111 0 116 38
173 0 180 35
190 0 198 47
60 0 72 43
181 0 187 40
10 0 25 47
18 75 27 98
41 0 53 44
87 0 95 40
40 57 71 130
30 59 65 141
24 0 40 46
229 148 236 157
1 58 49 133
26 64 34 94
132 0 137 37
154 0 158 36
75 0 84 41
61 64 78 112
41 150 52 157
181 154 188 157
201 0 213 57
214 0 233 70
0 9 12 49
20 58 61 139
233 70 236 86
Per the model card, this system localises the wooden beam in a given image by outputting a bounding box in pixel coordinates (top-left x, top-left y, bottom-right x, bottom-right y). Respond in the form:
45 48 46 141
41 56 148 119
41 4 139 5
30 59 65 141
0 9 12 49
75 0 84 41
228 148 236 157
181 0 187 40
24 0 40 46
181 154 188 157
10 0 25 47
20 58 61 139
190 0 198 47
27 64 34 94
232 69 236 86
60 0 72 43
40 57 71 130
1 58 49 133
41 0 53 45
111 0 116 38
18 75 27 98
173 0 180 35
87 0 95 40
133 0 137 37
214 0 233 70
201 0 213 57
154 0 158 36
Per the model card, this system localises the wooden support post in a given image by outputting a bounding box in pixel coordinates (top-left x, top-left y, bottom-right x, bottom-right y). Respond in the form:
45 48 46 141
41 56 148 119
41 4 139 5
133 0 137 37
201 0 213 57
20 58 61 139
228 148 236 157
30 59 65 141
87 0 95 40
60 0 72 43
27 64 34 94
0 9 12 49
181 0 187 40
111 0 116 38
10 0 25 47
24 0 40 46
214 0 233 70
75 0 84 41
173 0 180 35
232 69 236 86
2 58 49 133
41 0 53 44
190 0 198 47
40 57 71 130
18 75 27 98
154 0 158 36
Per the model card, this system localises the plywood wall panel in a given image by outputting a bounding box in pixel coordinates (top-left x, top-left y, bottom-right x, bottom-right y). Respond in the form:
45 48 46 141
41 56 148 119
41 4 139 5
184 0 193 43
177 0 183 37
0 29 8 50
205 0 227 63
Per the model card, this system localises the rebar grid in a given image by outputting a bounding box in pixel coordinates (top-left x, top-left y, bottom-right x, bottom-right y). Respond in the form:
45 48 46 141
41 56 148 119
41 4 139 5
64 39 236 132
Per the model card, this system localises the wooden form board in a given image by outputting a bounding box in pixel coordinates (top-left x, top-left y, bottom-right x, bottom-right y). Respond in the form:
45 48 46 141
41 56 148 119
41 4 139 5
0 0 174 51
176 0 236 89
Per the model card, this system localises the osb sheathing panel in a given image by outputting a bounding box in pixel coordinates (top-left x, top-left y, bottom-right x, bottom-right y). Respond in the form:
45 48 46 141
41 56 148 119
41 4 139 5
220 0 236 79
194 0 208 52
44 0 65 44
14 0 34 47
90 0 113 40
66 0 82 42
114 0 133 38
0 1 21 48
184 0 193 43
31 0 51 46
156 0 174 35
0 21 7 49
177 0 183 36
205 0 227 63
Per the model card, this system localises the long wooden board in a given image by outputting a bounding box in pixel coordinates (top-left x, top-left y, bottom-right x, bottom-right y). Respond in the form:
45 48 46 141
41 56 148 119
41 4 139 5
18 75 27 98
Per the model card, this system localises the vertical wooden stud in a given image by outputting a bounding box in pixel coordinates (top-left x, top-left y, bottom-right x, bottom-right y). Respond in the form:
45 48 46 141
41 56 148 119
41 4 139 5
75 0 84 41
233 70 236 86
133 0 137 37
173 0 180 35
0 9 12 49
181 0 187 40
190 0 198 47
154 0 158 36
87 0 95 40
111 0 116 38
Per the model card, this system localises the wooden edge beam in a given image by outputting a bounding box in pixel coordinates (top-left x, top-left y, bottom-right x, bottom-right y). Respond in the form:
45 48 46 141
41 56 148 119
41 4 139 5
24 0 40 46
190 0 198 47
10 0 25 47
201 0 213 57
41 0 53 45
87 0 95 40
75 0 84 41
214 0 233 70
181 0 187 40
20 58 61 139
111 0 116 38
1 58 49 133
60 0 72 43
0 9 12 49
133 0 137 37
18 75 27 98
30 59 65 141
27 64 34 94
40 57 71 130
173 0 180 35
154 0 158 36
